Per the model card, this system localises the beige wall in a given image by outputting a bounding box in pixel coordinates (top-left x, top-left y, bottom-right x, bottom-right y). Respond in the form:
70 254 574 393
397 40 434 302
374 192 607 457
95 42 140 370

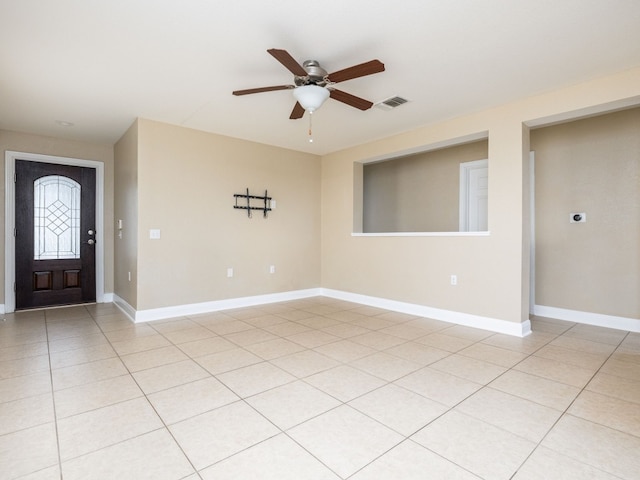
531 108 640 318
5 67 640 332
0 129 114 305
127 119 321 310
363 140 488 232
113 121 139 308
321 66 640 327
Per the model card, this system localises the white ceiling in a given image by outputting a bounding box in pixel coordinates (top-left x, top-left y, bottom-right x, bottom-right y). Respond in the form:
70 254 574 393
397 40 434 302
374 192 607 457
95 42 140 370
1 0 639 155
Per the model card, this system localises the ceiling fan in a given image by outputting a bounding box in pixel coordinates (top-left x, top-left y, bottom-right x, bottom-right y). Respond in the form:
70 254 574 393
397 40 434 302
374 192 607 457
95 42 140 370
232 48 385 119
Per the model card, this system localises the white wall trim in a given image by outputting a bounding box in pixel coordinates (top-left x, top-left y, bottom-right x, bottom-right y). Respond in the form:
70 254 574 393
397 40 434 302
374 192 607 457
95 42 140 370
112 287 532 337
321 288 531 337
5 151 105 313
529 151 536 314
352 232 491 237
534 304 640 333
115 289 323 323
113 294 137 322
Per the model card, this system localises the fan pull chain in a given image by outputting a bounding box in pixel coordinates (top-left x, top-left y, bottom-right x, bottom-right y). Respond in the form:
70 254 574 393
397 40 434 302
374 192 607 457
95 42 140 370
308 111 314 143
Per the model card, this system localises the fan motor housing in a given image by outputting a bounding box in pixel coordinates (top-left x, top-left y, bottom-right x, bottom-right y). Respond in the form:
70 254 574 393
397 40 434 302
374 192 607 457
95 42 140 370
295 60 328 86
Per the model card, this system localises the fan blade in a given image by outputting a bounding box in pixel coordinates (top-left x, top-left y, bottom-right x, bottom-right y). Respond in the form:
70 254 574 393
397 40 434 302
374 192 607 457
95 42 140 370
327 59 385 83
329 89 373 111
233 85 293 96
289 102 305 119
267 48 307 76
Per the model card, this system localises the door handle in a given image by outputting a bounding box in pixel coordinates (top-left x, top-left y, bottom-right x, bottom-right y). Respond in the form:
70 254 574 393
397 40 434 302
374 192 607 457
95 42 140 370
88 229 95 235
87 239 95 245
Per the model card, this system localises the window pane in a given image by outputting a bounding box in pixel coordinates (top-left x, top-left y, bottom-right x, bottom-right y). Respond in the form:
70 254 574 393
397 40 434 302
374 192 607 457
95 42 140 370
34 175 81 260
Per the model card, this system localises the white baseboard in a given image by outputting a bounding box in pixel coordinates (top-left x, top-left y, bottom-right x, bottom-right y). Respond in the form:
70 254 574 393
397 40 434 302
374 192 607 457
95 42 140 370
115 289 323 323
7 291 636 336
113 288 531 337
534 304 640 333
113 294 137 322
321 289 531 337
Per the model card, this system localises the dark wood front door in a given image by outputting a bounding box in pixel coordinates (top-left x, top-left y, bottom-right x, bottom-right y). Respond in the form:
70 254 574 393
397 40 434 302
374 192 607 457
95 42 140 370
15 160 96 310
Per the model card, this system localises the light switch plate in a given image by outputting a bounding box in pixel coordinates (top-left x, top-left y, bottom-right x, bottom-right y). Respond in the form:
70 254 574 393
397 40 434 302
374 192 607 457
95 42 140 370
149 229 161 239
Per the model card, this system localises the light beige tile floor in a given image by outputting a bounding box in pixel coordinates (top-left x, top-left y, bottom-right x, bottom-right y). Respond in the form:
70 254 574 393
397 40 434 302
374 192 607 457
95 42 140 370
1 297 639 479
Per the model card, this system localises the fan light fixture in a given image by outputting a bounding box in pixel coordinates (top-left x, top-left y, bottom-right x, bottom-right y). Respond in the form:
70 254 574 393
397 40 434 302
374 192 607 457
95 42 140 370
292 85 330 112
232 49 386 142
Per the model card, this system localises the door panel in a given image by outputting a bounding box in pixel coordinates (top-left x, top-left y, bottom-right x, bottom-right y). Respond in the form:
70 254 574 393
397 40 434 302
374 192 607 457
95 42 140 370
15 160 96 309
468 166 489 231
459 159 489 231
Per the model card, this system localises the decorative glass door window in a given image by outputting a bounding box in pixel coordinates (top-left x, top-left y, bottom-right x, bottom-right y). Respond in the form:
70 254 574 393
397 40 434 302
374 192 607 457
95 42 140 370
34 175 81 260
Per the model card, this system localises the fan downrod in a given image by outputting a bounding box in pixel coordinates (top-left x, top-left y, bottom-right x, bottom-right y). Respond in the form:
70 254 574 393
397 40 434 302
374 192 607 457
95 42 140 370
294 60 329 87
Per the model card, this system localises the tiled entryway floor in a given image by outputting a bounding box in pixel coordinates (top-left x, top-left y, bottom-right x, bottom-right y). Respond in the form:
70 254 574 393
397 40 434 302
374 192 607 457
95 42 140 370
1 297 639 479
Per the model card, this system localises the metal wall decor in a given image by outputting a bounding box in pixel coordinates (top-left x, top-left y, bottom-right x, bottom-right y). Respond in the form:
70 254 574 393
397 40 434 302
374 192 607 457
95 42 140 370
233 188 272 218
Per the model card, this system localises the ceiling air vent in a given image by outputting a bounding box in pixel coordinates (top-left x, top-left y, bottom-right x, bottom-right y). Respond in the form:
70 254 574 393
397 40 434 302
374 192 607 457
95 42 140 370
375 96 409 110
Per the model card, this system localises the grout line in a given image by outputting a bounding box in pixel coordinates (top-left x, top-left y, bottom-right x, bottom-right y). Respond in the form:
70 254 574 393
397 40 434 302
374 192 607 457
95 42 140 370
507 327 631 478
91 315 202 477
7 300 636 479
44 307 78 480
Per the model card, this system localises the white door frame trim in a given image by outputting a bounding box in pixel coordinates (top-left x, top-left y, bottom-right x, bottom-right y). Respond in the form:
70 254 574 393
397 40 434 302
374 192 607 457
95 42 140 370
4 151 105 313
529 151 536 314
